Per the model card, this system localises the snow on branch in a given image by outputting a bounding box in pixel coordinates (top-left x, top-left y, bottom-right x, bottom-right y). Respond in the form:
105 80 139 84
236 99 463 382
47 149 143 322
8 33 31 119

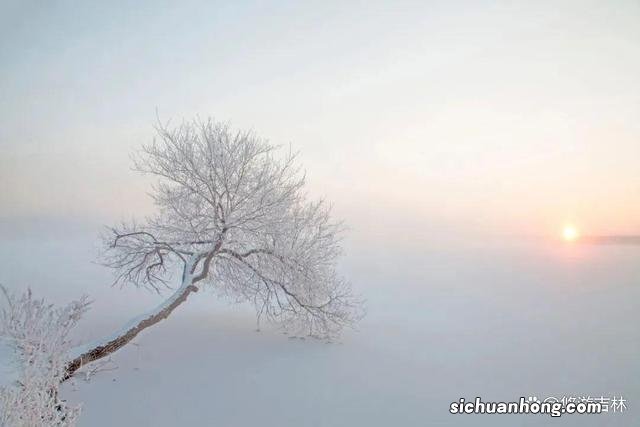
102 117 363 338
0 286 90 427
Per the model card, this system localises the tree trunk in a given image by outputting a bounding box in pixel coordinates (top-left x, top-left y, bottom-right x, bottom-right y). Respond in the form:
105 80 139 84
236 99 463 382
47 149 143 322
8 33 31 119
64 267 199 380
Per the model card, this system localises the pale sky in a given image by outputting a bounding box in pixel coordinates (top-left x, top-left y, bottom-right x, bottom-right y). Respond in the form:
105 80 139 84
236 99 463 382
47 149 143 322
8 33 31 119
1 0 639 238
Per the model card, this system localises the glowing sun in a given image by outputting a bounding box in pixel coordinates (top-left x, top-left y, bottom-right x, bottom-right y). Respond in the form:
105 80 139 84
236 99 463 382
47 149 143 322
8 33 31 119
562 225 579 242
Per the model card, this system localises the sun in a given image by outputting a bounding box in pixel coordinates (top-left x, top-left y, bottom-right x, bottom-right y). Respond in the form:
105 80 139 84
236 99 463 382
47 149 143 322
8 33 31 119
562 225 579 242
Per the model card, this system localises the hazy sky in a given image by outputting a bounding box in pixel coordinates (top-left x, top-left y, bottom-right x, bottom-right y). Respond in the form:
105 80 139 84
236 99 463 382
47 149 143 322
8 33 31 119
1 0 639 238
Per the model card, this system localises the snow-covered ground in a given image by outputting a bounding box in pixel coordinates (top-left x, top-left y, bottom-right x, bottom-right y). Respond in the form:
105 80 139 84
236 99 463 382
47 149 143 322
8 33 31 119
0 220 638 426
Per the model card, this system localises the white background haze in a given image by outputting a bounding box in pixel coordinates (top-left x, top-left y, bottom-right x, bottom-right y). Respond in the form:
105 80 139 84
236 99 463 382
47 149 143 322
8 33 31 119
1 1 639 426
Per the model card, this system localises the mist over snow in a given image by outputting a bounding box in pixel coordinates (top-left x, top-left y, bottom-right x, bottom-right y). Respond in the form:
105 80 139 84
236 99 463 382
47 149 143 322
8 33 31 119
2 1 640 425
0 218 637 426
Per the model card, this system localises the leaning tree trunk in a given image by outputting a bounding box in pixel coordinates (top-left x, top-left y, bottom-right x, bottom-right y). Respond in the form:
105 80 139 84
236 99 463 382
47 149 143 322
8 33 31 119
64 258 204 380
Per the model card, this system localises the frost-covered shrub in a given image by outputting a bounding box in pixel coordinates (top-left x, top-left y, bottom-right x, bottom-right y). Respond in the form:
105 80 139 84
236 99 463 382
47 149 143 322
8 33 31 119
0 286 90 426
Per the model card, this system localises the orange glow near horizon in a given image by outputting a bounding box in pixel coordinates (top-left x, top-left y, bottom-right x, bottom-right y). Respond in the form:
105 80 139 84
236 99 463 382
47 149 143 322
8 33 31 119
562 225 579 242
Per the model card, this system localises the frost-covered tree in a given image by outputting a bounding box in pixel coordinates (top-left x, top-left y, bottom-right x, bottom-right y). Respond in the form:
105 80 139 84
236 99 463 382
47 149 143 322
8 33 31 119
66 118 361 378
0 286 89 427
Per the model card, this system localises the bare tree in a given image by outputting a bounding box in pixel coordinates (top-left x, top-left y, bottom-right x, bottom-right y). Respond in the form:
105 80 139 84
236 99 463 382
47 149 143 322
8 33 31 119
66 118 361 378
